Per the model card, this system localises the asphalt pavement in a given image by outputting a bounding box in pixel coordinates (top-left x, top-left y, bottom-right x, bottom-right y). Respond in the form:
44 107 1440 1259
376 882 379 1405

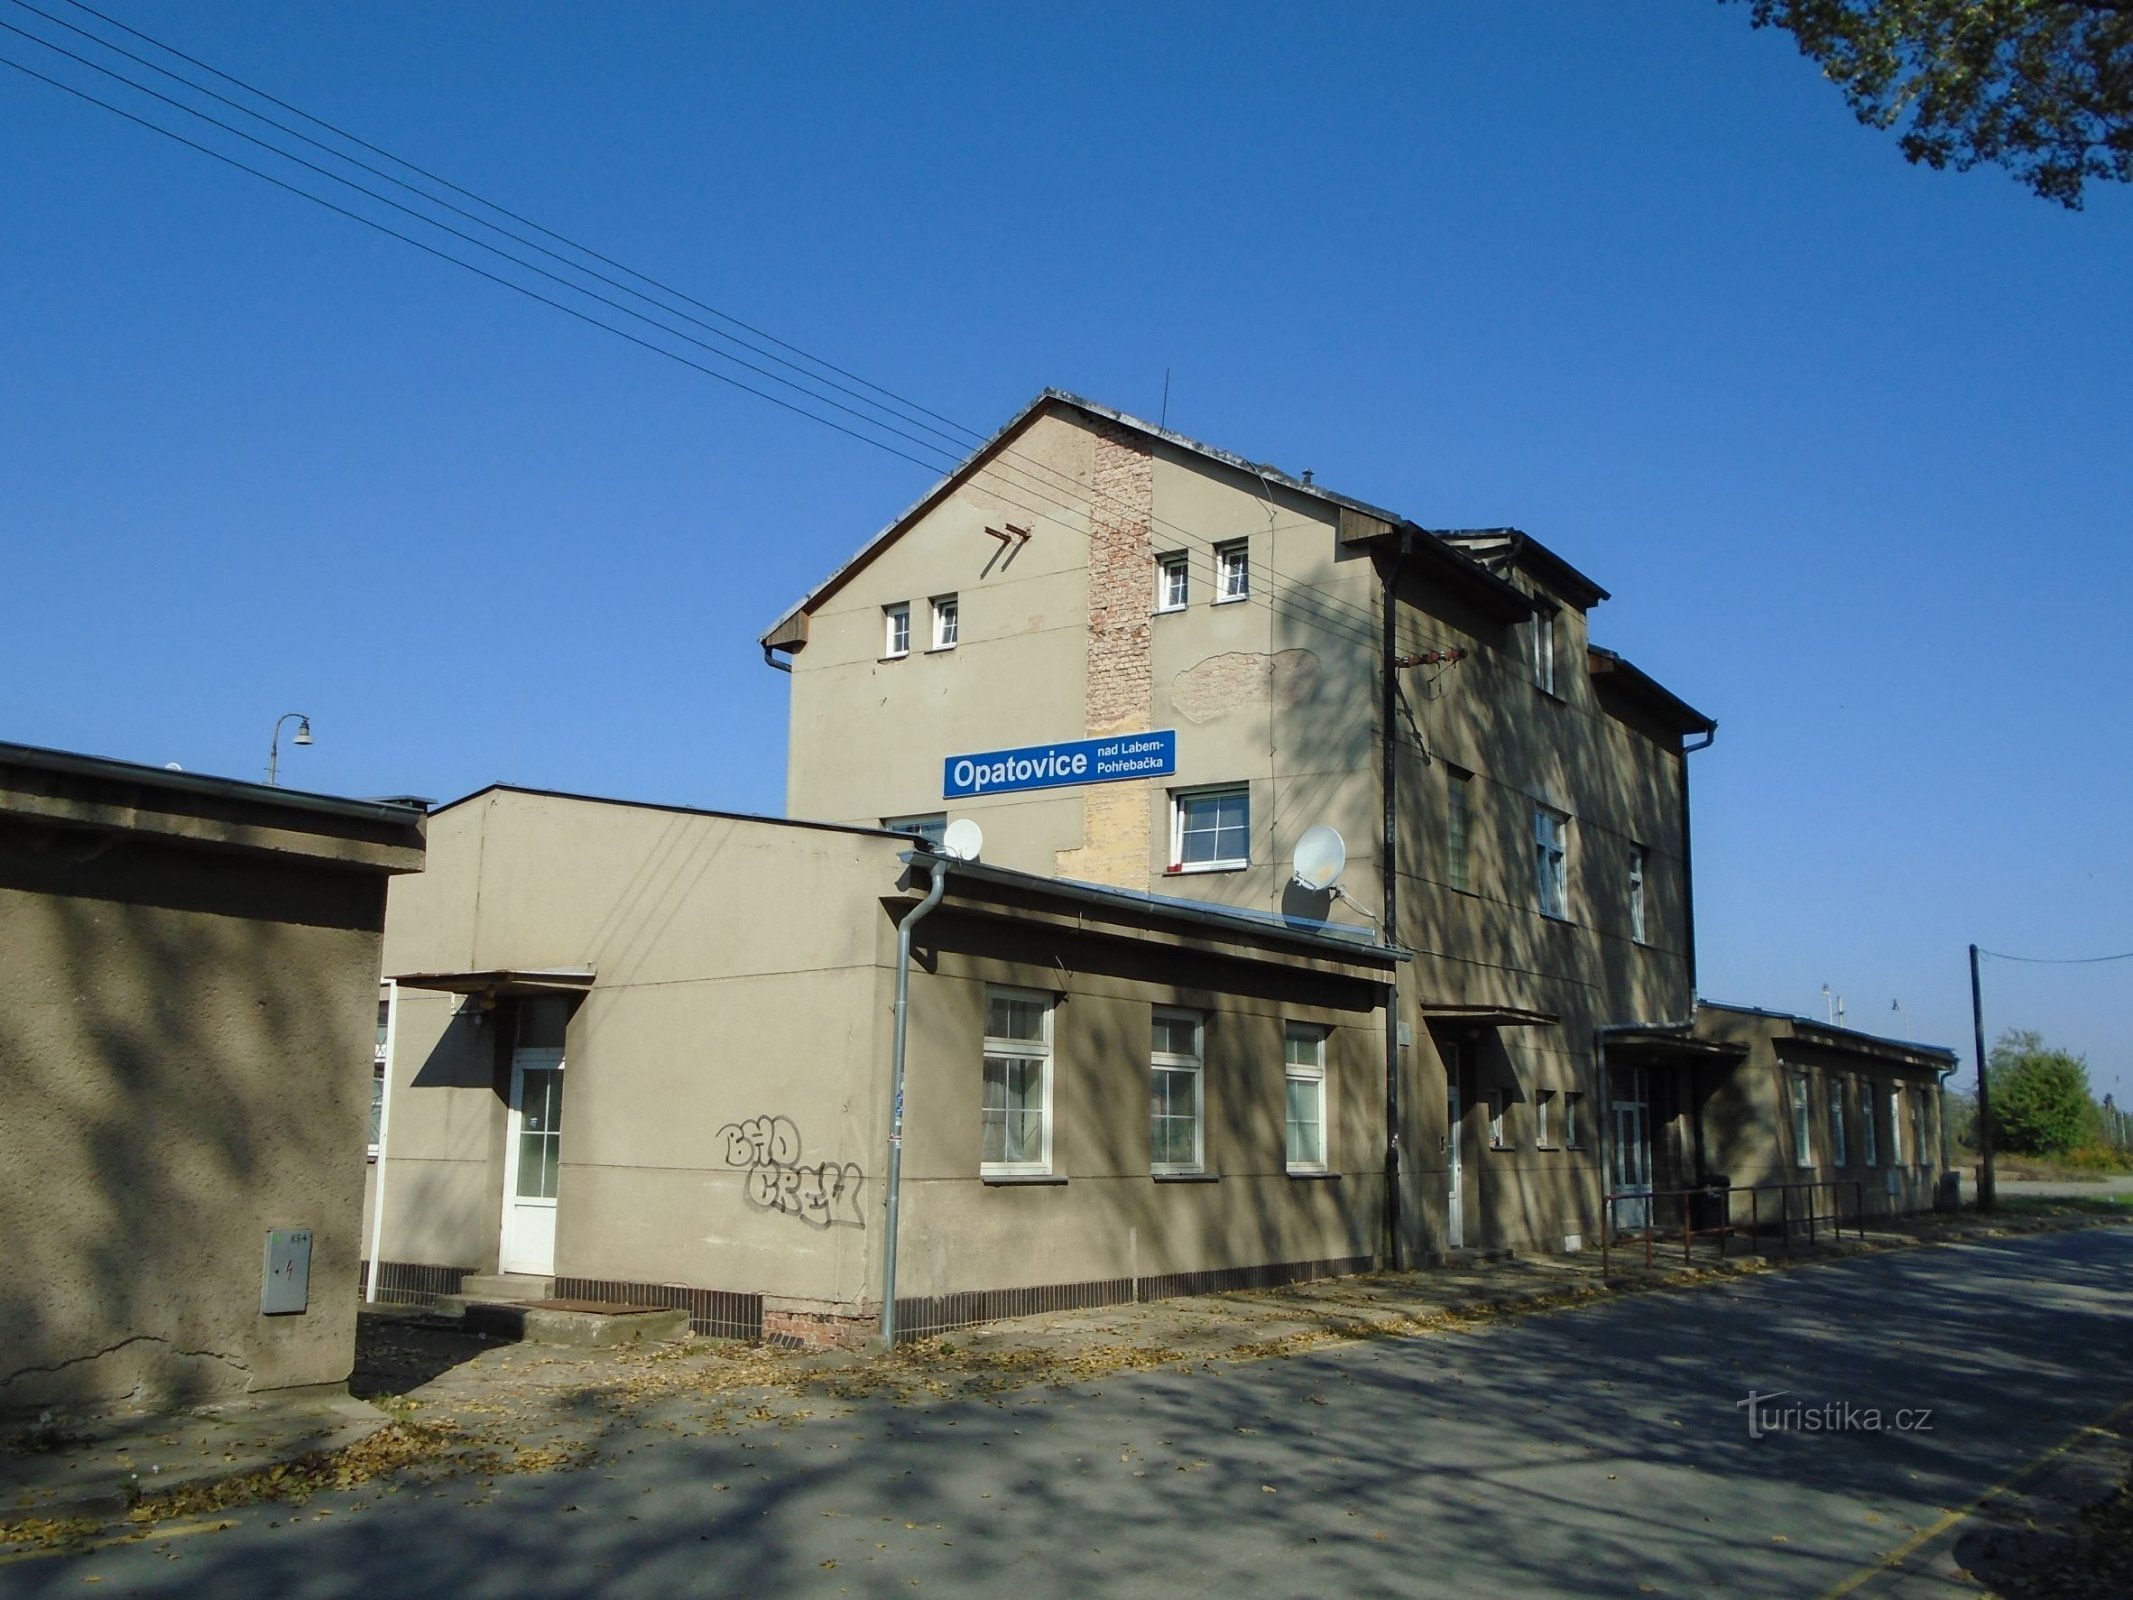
2 1226 2128 1598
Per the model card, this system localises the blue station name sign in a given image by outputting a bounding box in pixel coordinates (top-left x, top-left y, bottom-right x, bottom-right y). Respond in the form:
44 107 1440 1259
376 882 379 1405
943 730 1177 799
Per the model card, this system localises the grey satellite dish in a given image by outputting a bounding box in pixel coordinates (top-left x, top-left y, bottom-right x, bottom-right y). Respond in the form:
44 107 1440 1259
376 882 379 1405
1291 825 1347 891
941 817 984 863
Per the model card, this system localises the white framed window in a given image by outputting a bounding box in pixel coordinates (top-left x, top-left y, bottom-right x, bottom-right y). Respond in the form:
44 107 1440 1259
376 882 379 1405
884 603 911 659
1150 1009 1204 1173
1792 1072 1814 1168
1535 1089 1556 1148
930 594 959 650
1171 786 1249 872
1629 845 1648 944
1530 604 1557 694
1912 1093 1929 1169
1886 1085 1904 1166
1446 769 1472 893
1215 539 1249 603
882 813 947 847
1488 1088 1509 1150
1284 1024 1326 1172
369 995 390 1156
982 987 1052 1175
1533 805 1569 920
1563 1090 1583 1149
1156 552 1189 612
1829 1084 1848 1168
1862 1082 1879 1167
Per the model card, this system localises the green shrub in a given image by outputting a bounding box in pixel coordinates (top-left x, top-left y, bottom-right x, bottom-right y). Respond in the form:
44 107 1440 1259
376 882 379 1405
1986 1031 2099 1157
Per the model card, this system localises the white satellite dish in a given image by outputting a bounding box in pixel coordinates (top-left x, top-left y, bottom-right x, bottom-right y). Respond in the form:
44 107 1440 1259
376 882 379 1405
1291 825 1347 891
941 817 984 863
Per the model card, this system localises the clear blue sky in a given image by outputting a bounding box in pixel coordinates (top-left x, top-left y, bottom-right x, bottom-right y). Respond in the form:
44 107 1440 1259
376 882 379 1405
3 2 2127 1098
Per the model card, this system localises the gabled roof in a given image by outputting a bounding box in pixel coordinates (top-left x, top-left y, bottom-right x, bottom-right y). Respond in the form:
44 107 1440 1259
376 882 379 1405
1587 647 1716 739
1697 1000 1959 1069
1437 529 1610 611
759 389 1544 652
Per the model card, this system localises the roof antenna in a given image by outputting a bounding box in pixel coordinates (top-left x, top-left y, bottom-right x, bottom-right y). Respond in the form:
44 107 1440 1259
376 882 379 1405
1159 368 1171 430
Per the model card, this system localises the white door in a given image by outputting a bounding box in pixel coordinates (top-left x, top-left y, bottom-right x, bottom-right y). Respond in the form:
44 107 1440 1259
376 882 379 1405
500 1044 564 1276
1445 1044 1465 1251
1610 1066 1652 1233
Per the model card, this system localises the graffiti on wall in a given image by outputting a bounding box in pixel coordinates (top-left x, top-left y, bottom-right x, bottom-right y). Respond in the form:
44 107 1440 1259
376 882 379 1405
716 1114 865 1229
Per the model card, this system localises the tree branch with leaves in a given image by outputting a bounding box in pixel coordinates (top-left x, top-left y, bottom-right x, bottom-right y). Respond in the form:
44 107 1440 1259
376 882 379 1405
1739 1 2133 207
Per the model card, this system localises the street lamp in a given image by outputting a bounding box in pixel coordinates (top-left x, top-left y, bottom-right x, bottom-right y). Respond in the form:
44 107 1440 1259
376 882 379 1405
267 713 313 786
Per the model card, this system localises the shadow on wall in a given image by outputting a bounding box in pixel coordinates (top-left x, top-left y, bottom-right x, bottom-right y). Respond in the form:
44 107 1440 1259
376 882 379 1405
0 833 378 1414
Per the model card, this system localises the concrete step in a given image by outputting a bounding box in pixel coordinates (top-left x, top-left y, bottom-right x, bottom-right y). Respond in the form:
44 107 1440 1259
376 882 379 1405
461 1299 691 1349
455 1273 556 1302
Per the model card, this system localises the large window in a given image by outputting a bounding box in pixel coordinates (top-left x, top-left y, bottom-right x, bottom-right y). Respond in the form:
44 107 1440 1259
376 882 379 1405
1862 1083 1880 1167
1886 1085 1904 1165
1829 1083 1848 1168
982 987 1052 1175
1912 1092 1930 1169
1284 1024 1327 1172
1150 1010 1204 1173
1488 1088 1510 1150
1629 845 1648 944
1530 604 1558 693
1172 786 1249 871
1533 805 1569 919
1157 552 1189 612
1563 1090 1583 1149
1446 769 1472 892
1215 539 1249 602
884 603 911 659
369 995 390 1156
931 594 959 650
1792 1073 1814 1168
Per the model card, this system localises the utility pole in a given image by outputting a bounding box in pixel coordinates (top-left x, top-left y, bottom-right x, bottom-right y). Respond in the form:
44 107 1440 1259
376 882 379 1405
1970 944 1995 1211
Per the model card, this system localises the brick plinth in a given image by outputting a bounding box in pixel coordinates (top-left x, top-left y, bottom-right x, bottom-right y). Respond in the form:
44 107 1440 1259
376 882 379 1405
762 1307 875 1350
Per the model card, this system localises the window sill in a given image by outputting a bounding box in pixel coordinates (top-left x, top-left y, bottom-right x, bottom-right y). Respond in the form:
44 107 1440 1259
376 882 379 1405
981 1172 1067 1186
879 653 909 664
1165 861 1248 876
1285 1168 1339 1180
1154 605 1186 617
1532 684 1565 703
1153 1171 1219 1183
925 645 957 655
1212 594 1250 606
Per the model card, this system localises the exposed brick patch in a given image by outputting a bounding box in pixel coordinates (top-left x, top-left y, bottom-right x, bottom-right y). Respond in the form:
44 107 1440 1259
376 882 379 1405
1171 648 1323 723
1056 422 1156 886
763 1308 874 1351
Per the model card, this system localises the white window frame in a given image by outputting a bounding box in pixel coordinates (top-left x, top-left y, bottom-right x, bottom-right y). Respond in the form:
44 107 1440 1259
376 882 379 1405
1829 1084 1848 1168
1886 1085 1904 1166
1629 844 1648 944
1530 603 1558 694
1149 1009 1205 1174
1446 769 1472 893
1912 1092 1930 1170
1563 1090 1583 1149
1156 551 1189 613
1488 1088 1509 1150
981 986 1053 1177
884 603 911 659
1284 1023 1327 1173
1862 1082 1879 1167
1215 539 1249 603
1535 1088 1556 1149
1792 1072 1814 1168
1534 805 1569 920
882 813 947 847
1171 785 1249 872
930 593 959 651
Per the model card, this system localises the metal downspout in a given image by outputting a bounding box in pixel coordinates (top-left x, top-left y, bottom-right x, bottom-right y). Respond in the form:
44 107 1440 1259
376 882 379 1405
879 855 949 1346
1679 726 1714 995
364 980 399 1303
1380 531 1413 1272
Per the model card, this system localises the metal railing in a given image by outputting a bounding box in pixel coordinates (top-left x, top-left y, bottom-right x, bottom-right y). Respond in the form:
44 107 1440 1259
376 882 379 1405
1600 1179 1867 1275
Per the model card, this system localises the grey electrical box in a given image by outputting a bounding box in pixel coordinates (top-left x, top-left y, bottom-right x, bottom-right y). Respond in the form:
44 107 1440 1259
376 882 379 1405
261 1228 314 1315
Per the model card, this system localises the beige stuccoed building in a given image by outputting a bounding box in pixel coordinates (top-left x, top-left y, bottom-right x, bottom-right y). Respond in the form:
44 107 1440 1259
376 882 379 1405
761 390 1951 1261
2 742 425 1411
364 786 1398 1346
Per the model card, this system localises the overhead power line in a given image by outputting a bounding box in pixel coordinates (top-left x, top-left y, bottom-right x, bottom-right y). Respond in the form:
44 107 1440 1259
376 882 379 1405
5 1 1453 657
1978 947 2133 965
